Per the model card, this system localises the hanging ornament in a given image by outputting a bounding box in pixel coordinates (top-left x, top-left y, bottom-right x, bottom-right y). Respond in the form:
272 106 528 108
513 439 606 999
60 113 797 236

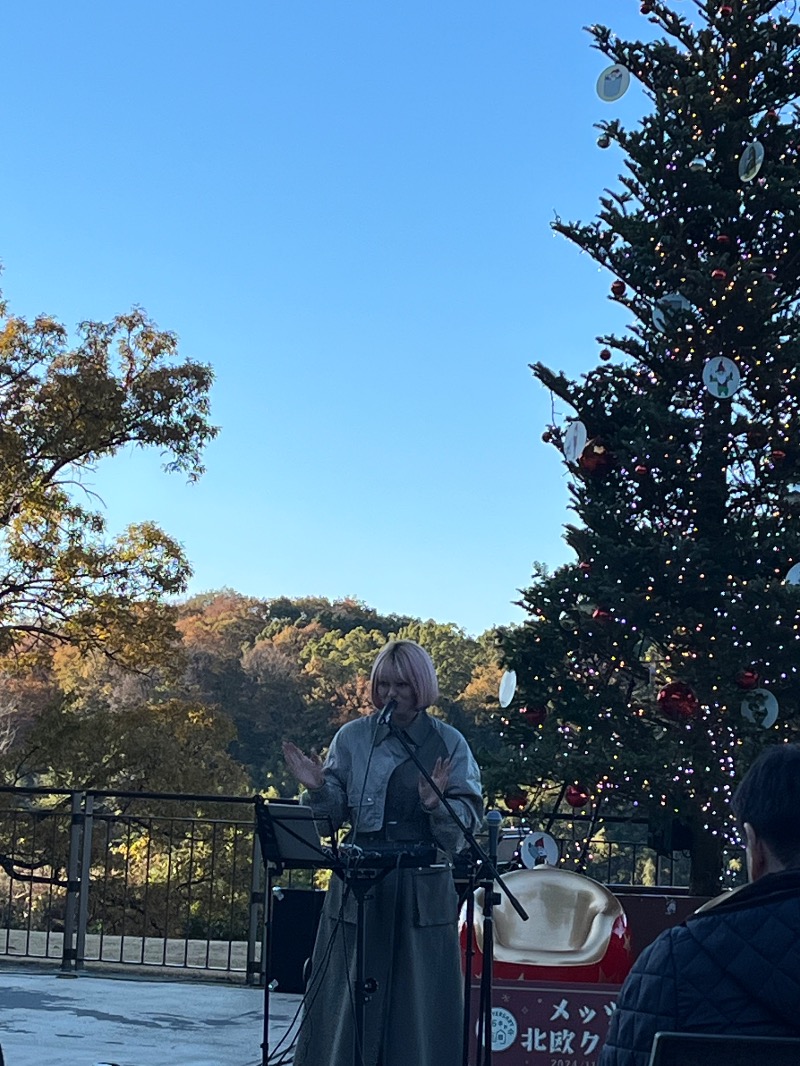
634 463 650 478
498 670 517 709
771 448 787 464
504 789 527 813
746 425 769 448
579 439 613 475
596 64 631 103
611 280 626 297
785 562 800 585
597 133 611 149
563 421 588 466
558 609 580 631
578 560 591 573
735 668 761 691
739 140 765 183
703 357 741 399
520 832 559 868
565 785 590 809
718 3 733 15
591 607 612 623
520 705 548 726
652 292 692 333
640 1 653 12
599 347 612 361
689 156 709 173
711 268 727 282
741 689 779 729
716 234 732 247
657 681 699 721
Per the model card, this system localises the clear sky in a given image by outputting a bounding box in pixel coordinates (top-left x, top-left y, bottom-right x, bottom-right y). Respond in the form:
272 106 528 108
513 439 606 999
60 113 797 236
2 1 657 637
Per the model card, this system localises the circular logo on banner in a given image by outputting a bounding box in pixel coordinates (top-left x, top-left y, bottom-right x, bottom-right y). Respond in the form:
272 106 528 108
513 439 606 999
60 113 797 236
741 688 779 729
520 831 560 869
703 357 741 399
491 1007 518 1052
563 420 588 465
596 64 631 103
785 562 800 585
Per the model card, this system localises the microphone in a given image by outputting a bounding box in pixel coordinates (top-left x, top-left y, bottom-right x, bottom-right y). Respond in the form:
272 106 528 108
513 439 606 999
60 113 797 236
378 699 397 726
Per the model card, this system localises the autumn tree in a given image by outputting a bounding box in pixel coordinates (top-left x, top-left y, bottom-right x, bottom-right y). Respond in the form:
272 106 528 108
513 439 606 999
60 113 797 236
0 295 216 668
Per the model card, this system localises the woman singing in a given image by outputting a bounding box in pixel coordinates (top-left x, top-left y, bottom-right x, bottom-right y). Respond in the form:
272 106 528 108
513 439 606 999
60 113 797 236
283 639 483 1066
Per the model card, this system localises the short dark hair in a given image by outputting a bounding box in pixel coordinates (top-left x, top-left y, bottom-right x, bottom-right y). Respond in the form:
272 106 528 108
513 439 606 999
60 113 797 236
731 744 800 867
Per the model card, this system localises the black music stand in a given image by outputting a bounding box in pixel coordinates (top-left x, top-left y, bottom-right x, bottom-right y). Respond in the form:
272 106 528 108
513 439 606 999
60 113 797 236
254 797 335 1066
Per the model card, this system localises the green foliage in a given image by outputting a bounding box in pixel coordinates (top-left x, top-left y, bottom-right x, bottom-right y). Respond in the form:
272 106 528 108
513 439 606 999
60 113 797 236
0 297 217 667
496 1 800 894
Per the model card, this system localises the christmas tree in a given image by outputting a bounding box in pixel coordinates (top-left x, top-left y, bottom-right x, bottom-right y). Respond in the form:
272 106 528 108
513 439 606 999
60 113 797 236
493 0 800 896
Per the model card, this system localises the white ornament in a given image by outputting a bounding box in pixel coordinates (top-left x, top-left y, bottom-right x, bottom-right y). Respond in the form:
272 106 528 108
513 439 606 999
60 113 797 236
596 64 631 103
741 688 779 729
739 140 765 183
563 420 588 465
652 292 692 333
498 670 517 709
520 831 560 868
703 357 741 399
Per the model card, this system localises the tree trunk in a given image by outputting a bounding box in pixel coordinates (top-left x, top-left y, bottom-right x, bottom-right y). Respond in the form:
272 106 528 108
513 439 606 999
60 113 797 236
688 820 724 897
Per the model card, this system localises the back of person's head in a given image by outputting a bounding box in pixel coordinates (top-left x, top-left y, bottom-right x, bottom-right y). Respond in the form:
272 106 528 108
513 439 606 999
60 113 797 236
731 743 800 868
370 640 439 710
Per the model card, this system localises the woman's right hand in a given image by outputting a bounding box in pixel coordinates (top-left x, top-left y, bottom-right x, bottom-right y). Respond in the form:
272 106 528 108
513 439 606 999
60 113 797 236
282 740 325 791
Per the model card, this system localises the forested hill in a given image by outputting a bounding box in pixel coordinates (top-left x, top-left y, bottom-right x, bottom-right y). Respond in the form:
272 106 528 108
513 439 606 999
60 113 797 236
0 591 504 796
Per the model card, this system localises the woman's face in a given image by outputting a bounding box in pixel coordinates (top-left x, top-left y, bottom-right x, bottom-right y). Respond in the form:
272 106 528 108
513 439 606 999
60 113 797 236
375 668 418 722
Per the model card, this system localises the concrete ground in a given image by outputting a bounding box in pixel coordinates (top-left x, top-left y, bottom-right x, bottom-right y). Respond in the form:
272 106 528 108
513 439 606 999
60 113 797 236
0 967 301 1066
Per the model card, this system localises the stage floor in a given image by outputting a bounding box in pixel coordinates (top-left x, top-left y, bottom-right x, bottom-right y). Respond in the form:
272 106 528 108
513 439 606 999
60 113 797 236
0 967 300 1066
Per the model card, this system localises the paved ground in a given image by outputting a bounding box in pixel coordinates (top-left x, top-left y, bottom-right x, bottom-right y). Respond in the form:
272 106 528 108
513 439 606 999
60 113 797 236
0 967 301 1066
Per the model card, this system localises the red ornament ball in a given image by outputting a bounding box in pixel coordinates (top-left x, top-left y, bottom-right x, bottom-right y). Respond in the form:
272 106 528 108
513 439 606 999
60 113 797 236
600 347 612 361
718 3 733 15
578 561 591 572
520 705 548 726
579 439 613 475
640 2 653 12
735 668 760 691
716 234 731 246
592 608 612 623
634 464 650 478
611 280 626 297
771 449 787 462
565 785 590 809
657 681 700 721
711 268 727 281
504 789 527 812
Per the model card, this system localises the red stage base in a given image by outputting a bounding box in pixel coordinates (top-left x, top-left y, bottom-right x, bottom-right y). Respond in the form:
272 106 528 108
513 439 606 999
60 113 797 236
468 980 620 1066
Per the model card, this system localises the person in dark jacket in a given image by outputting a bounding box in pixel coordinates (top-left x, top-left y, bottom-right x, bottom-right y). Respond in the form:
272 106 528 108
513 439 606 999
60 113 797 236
599 743 800 1066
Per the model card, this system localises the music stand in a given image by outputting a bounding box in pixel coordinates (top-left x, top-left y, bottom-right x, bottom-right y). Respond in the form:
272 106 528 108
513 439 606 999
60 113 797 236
254 797 335 1066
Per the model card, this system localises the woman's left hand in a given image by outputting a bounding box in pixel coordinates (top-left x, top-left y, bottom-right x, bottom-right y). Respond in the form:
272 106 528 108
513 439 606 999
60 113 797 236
419 756 452 811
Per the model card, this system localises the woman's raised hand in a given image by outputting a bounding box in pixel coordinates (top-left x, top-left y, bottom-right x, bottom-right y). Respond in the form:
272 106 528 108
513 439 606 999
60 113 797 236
282 740 325 791
419 756 452 811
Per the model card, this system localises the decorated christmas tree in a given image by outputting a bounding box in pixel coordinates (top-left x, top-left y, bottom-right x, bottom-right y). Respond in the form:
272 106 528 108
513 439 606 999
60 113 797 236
493 0 800 896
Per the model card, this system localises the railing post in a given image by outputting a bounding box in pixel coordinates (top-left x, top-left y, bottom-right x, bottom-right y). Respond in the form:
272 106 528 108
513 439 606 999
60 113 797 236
61 791 85 973
246 816 265 987
75 793 94 970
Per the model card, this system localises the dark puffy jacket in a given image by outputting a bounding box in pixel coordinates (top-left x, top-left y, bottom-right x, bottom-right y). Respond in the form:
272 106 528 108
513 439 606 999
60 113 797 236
599 869 800 1066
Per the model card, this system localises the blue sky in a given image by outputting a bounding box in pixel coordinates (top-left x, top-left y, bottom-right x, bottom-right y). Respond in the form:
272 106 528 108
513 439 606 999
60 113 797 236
2 1 656 636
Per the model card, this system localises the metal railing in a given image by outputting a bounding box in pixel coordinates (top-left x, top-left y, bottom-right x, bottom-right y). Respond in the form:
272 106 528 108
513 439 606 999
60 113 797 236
0 786 709 980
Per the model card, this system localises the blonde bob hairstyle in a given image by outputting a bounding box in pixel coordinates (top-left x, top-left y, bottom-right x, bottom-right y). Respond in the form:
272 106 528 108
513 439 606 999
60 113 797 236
370 640 439 711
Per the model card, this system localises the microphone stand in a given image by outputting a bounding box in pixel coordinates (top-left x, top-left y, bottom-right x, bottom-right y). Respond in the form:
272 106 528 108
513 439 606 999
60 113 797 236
384 717 528 1066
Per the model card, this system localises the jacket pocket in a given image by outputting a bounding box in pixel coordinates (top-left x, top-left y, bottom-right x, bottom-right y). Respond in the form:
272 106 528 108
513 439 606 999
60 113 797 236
412 868 458 927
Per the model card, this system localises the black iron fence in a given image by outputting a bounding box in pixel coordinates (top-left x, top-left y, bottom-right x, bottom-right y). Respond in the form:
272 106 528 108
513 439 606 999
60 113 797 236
0 786 714 981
